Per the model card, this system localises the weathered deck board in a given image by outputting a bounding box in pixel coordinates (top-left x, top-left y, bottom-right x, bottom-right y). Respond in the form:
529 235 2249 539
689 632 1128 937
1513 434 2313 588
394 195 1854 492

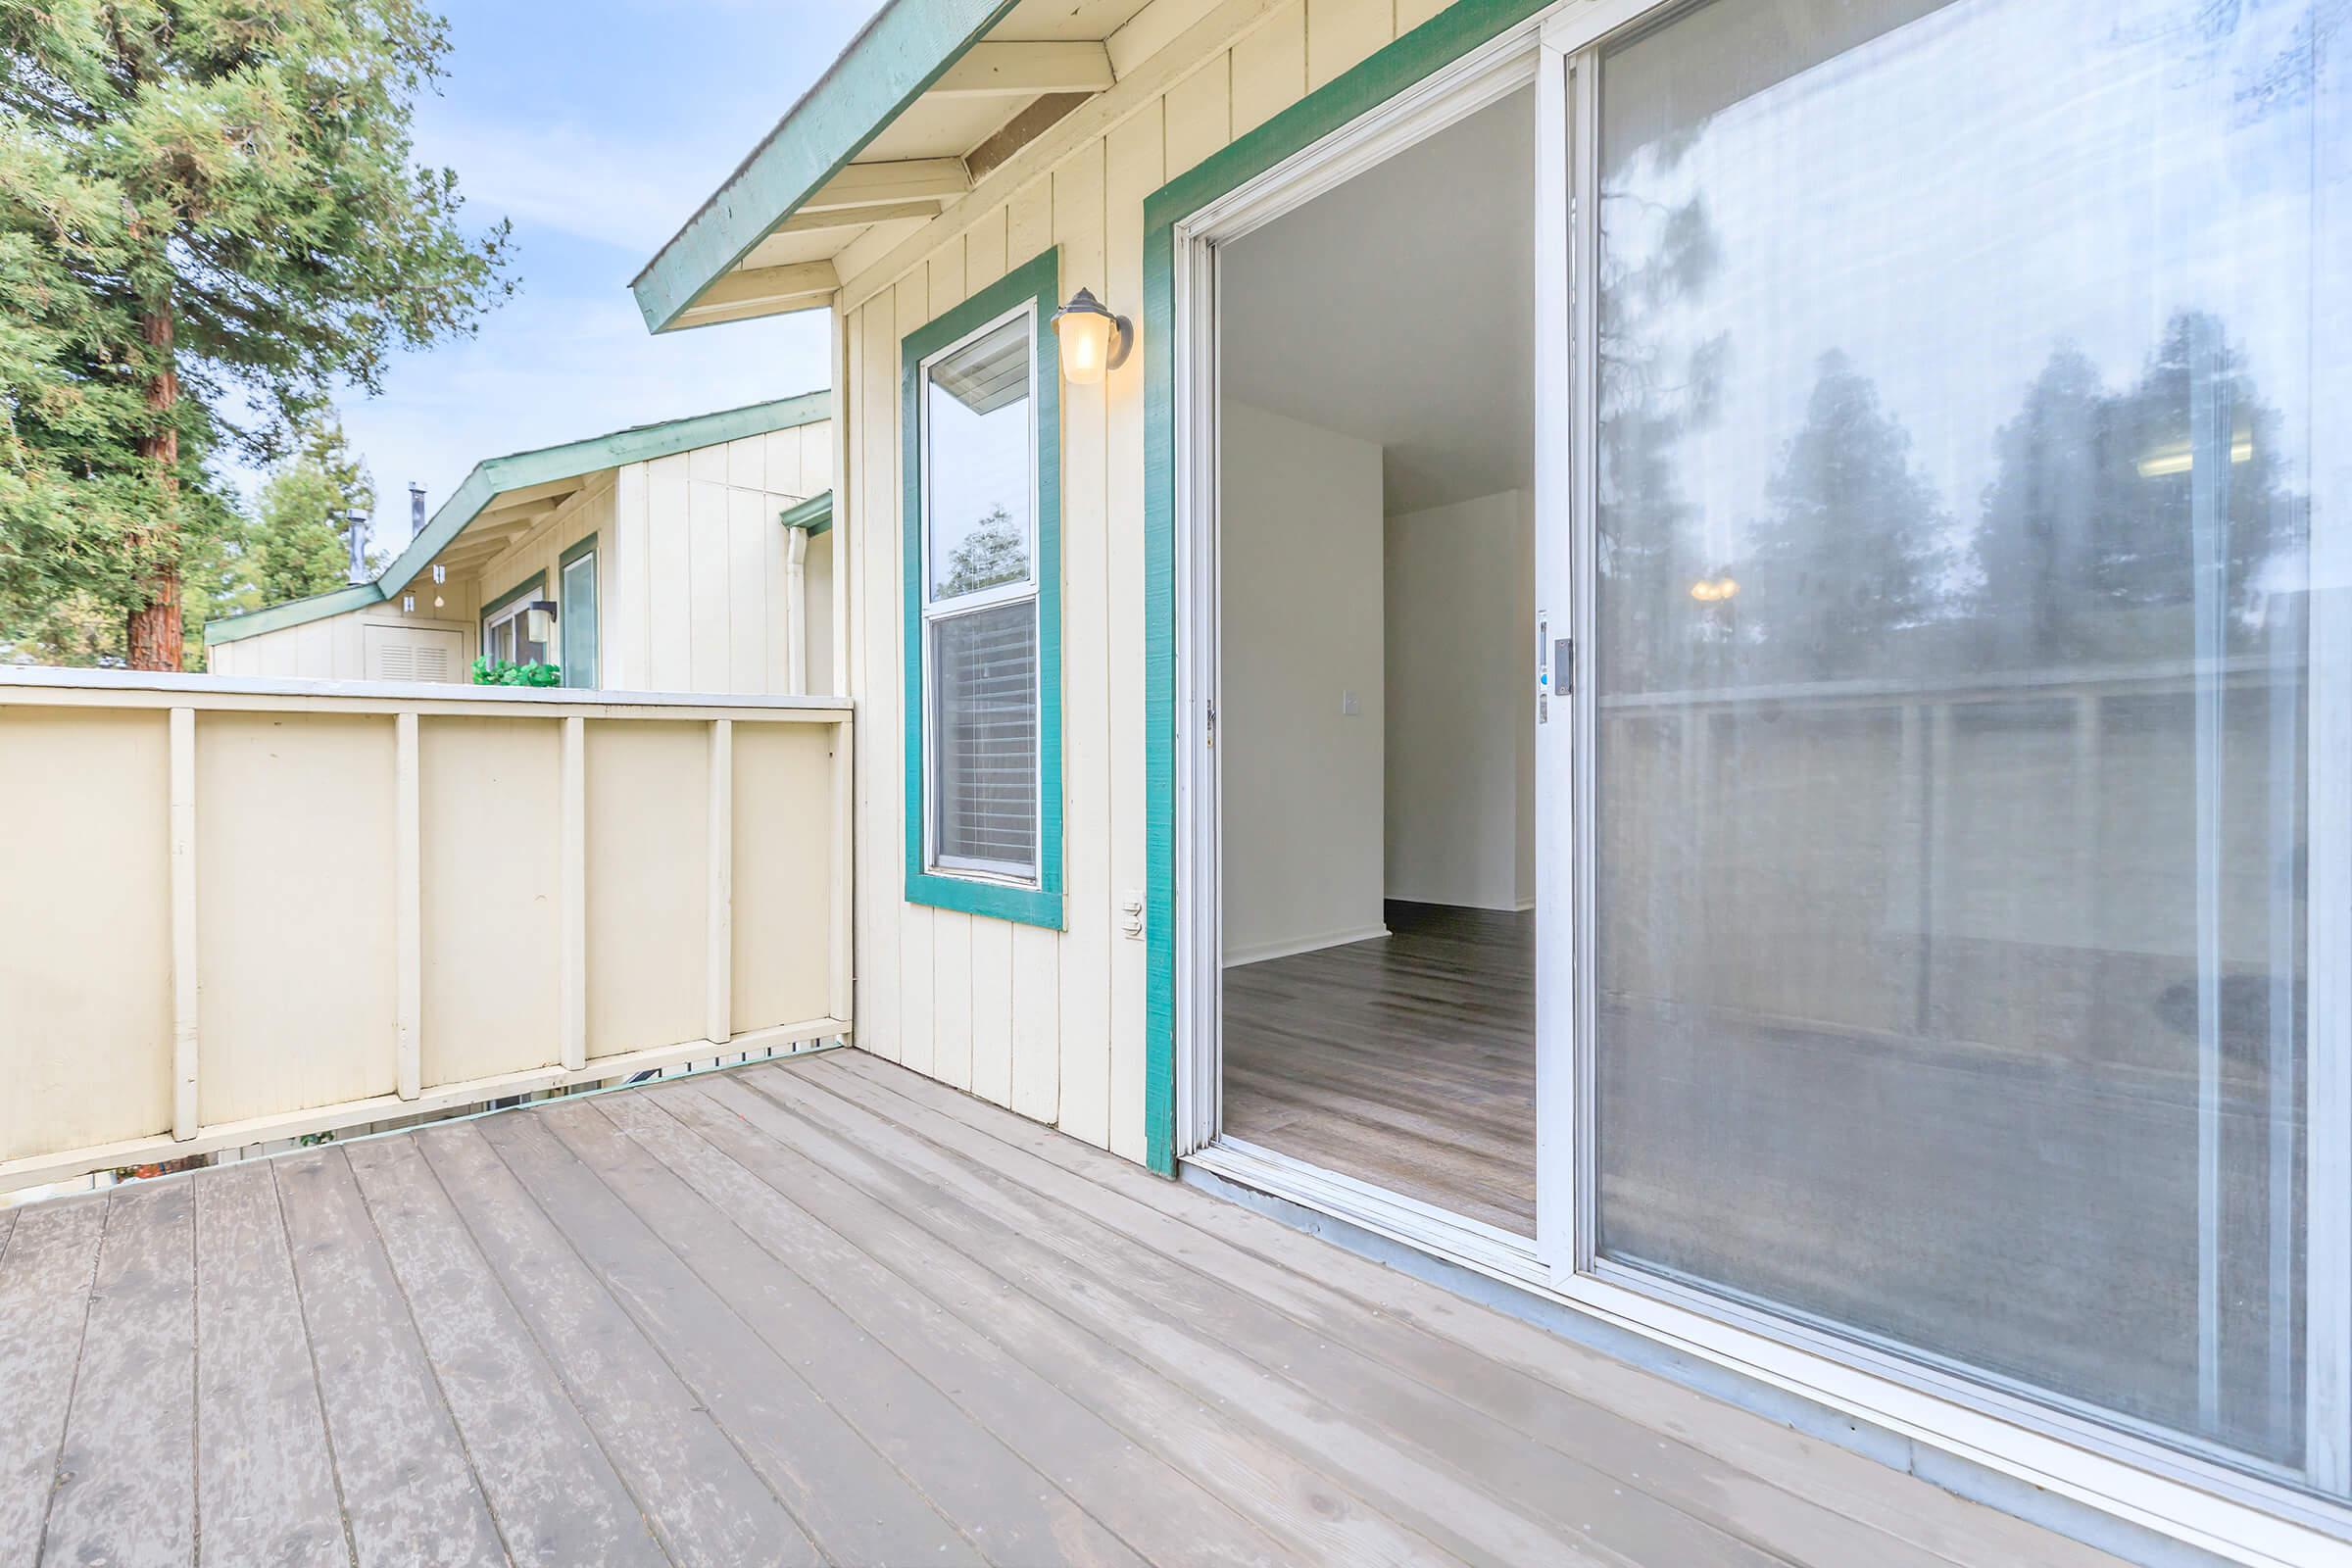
471 1105 984 1567
415 1120 819 1568
0 1051 2131 1568
0 1198 103 1564
275 1147 510 1567
192 1162 345 1566
344 1134 666 1568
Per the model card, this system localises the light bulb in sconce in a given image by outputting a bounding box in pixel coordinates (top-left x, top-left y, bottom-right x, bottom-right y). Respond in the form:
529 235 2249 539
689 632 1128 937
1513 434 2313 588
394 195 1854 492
1050 287 1133 385
434 596 445 609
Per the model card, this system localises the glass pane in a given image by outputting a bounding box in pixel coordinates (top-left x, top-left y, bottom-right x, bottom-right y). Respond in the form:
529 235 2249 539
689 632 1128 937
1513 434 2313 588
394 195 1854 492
926 316 1035 601
931 600 1039 875
1592 0 2338 1480
562 554 598 688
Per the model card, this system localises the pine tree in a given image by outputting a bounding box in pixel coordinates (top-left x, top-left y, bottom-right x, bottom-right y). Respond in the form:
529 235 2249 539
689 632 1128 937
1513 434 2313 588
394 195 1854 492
0 0 512 668
1744 351 1957 682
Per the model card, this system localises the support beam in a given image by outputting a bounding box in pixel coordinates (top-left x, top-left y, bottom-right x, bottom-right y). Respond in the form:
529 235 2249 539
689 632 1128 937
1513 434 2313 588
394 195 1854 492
932 41 1115 96
706 719 733 1046
394 712 421 1101
801 158 969 212
772 199 943 238
169 707 199 1139
675 262 844 328
560 715 586 1071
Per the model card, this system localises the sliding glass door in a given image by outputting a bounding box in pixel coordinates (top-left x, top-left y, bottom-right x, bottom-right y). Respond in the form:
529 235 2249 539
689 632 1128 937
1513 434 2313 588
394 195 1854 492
1551 0 2347 1498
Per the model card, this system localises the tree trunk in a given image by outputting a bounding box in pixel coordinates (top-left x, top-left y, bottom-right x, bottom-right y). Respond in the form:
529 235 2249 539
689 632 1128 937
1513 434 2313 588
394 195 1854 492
125 299 182 670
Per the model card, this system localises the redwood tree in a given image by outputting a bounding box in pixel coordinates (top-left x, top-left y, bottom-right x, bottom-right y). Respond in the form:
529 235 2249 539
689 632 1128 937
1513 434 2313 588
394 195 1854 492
0 0 511 667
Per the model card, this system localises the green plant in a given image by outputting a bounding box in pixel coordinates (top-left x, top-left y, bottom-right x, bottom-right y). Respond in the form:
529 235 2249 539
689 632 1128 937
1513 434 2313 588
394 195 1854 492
470 657 562 687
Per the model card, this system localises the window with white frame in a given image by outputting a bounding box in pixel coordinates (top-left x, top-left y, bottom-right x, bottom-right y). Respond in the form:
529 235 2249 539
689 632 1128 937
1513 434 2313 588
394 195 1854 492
903 249 1063 928
481 576 548 667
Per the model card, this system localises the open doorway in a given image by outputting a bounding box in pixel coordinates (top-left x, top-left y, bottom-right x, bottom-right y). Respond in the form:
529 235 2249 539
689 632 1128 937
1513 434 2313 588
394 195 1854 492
1211 82 1538 1237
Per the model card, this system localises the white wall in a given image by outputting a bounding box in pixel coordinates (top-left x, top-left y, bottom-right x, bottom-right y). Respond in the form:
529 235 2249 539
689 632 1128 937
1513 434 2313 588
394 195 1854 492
1220 402 1388 965
1385 490 1535 910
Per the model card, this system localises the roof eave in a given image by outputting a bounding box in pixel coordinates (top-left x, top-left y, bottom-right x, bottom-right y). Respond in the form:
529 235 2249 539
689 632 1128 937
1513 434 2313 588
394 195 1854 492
630 0 1022 334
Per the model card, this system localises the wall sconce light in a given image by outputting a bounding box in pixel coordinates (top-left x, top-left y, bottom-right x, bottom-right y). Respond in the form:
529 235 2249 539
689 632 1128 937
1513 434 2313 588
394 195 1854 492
524 600 559 644
1688 575 1740 603
431 564 447 585
1051 288 1133 385
401 593 416 612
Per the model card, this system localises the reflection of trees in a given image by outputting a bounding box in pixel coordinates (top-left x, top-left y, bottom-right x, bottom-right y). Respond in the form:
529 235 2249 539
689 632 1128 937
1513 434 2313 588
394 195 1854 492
1596 139 1728 693
1971 312 2307 667
940 504 1025 597
1743 351 1957 681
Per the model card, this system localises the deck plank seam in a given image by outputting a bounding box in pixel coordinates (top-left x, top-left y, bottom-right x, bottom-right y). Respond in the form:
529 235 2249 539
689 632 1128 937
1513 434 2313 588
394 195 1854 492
650 1076 1456 1568
388 1128 683 1568
763 1063 1771 1566
334 1144 524 1568
264 1158 366 1568
576 1091 1165 1566
824 1052 2106 1568
521 1100 1020 1568
805 1054 1936 1568
31 1195 110 1568
701 1071 1578 1567
457 1117 848 1565
597 1086 1286 1568
469 1107 977 1567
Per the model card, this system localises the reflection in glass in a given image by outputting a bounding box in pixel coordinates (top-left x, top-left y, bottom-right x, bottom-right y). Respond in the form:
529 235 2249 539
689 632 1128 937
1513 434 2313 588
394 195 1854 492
1591 0 2339 1484
926 316 1035 601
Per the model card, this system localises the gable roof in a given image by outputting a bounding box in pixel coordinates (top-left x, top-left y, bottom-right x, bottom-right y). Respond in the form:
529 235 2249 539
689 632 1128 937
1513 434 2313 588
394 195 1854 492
631 0 1159 333
206 392 830 646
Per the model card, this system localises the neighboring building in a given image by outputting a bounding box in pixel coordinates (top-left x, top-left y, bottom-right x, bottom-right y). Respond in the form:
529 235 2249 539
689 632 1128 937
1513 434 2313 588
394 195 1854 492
206 395 836 693
619 0 2351 1560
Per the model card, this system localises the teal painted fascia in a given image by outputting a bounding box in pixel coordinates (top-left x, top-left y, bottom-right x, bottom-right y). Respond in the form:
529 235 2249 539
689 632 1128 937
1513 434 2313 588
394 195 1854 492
1139 0 1547 1175
901 247 1064 930
779 490 835 535
203 581 383 646
204 392 830 648
631 0 1024 333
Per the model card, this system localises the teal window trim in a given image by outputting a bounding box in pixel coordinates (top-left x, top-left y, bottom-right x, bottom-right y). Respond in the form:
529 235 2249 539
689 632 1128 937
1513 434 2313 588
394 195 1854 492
559 534 600 688
901 246 1065 929
1139 0 1544 1173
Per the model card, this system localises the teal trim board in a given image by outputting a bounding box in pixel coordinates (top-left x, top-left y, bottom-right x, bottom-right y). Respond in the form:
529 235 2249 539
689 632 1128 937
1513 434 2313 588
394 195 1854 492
1139 0 1546 1174
559 531 601 568
630 0 1025 332
479 570 547 643
900 247 1065 930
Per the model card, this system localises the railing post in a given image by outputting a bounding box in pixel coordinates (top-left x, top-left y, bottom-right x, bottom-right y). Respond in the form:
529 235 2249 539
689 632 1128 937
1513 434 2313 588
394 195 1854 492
831 717 854 1026
561 715 587 1071
706 718 732 1046
394 711 421 1101
169 707 199 1140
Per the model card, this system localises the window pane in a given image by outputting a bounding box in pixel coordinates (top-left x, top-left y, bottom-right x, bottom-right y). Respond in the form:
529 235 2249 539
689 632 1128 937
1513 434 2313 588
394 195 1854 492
931 601 1039 874
926 316 1034 601
1592 0 2336 1478
562 555 598 688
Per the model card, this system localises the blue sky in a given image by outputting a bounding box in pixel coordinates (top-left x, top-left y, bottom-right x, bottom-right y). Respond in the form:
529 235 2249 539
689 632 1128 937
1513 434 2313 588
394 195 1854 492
273 0 880 531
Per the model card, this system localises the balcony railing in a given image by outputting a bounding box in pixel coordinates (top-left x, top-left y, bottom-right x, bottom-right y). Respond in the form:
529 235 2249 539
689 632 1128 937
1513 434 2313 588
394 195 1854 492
0 667 853 1192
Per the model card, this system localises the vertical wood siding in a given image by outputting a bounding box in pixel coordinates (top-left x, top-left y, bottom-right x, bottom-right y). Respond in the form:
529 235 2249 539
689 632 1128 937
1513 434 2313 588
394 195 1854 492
835 0 1392 1157
208 423 832 694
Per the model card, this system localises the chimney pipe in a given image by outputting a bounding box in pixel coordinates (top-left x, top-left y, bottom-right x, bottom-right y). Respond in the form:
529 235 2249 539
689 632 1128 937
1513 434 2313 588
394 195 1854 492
410 482 427 539
344 509 370 585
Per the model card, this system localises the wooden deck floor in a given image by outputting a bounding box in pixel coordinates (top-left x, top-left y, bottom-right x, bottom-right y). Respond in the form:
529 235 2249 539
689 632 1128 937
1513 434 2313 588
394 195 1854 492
0 1049 2125 1567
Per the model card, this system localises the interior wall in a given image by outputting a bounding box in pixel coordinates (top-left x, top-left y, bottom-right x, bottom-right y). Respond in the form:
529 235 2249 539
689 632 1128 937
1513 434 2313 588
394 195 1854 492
1385 490 1536 910
1219 401 1388 965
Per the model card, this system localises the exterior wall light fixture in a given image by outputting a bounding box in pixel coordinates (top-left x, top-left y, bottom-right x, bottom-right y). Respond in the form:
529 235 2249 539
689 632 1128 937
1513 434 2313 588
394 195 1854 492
524 600 559 645
1051 288 1133 385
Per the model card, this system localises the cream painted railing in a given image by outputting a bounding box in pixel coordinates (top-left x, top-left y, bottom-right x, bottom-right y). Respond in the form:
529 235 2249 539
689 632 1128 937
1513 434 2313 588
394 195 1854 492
0 668 852 1192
